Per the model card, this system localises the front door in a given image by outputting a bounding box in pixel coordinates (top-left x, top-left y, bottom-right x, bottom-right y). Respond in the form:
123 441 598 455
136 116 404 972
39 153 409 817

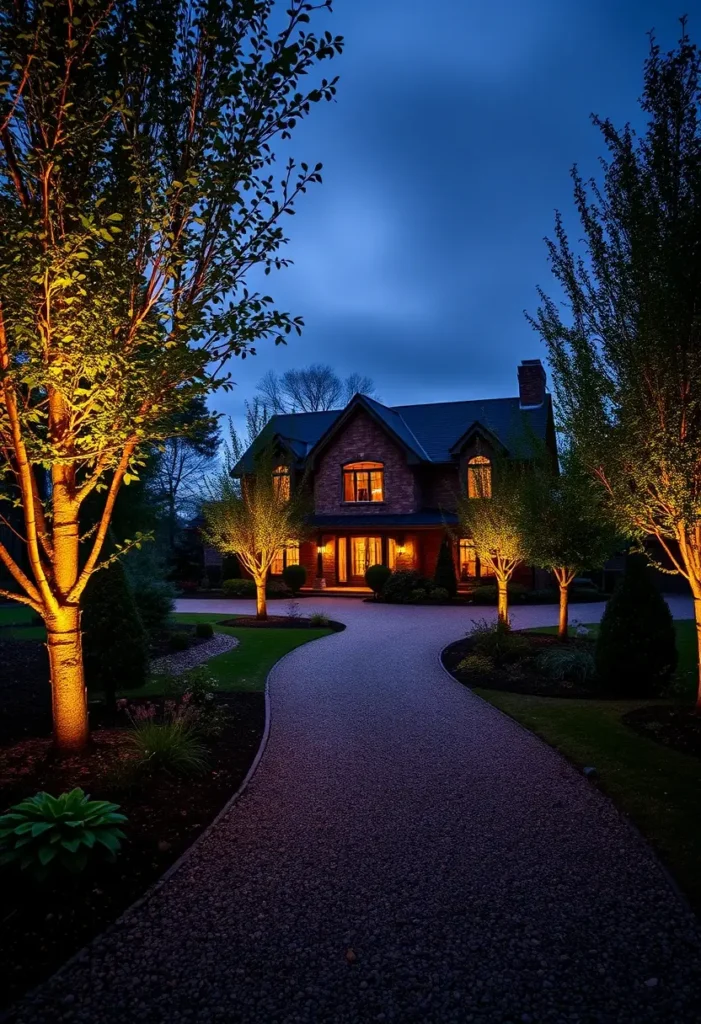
350 536 382 583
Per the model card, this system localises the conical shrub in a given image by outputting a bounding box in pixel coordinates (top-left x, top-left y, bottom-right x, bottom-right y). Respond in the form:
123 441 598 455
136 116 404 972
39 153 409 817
433 536 458 599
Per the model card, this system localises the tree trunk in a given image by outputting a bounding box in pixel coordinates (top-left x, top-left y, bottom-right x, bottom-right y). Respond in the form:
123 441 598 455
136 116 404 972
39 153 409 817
497 578 508 624
46 604 89 752
695 596 701 711
558 582 569 639
255 579 268 620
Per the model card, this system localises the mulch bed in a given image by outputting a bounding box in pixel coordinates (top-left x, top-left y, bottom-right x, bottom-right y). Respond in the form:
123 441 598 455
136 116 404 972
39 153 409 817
0 693 264 1009
441 631 602 699
622 704 701 759
220 615 345 631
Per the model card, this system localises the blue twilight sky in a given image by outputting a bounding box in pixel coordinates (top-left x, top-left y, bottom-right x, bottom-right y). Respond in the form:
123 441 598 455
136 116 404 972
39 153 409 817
217 0 698 429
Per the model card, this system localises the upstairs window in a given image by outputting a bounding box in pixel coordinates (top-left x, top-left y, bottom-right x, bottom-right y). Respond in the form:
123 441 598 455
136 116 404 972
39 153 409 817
467 456 492 498
343 461 384 503
273 465 291 501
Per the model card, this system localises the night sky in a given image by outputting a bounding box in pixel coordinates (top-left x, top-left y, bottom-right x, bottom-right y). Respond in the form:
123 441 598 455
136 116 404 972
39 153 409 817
219 1 696 429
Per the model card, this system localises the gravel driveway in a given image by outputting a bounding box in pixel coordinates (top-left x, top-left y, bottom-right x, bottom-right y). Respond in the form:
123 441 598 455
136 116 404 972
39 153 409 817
7 596 701 1024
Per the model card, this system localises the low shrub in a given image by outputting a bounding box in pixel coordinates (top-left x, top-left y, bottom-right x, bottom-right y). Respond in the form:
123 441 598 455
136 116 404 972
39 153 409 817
469 582 529 606
309 611 330 627
470 618 529 664
127 717 209 776
365 563 392 598
177 579 200 594
282 564 307 595
0 789 127 882
266 579 290 598
222 578 256 597
537 646 597 684
82 559 149 700
195 622 214 640
456 653 495 677
168 630 192 652
427 586 450 603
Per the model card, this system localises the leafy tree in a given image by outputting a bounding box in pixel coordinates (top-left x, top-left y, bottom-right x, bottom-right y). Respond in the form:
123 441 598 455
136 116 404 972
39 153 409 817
202 446 308 619
433 536 458 599
256 363 377 413
521 451 618 637
596 553 678 696
458 461 527 623
0 0 342 749
529 23 701 703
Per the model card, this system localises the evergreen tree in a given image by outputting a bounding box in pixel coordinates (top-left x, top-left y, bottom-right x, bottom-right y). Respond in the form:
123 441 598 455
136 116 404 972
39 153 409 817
433 537 458 599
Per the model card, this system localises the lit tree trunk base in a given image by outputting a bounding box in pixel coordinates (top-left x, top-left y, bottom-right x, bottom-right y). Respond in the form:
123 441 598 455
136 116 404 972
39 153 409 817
46 607 89 753
255 582 268 621
558 584 569 639
497 580 508 625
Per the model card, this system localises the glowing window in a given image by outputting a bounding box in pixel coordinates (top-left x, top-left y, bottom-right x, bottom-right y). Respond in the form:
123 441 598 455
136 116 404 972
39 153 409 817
271 539 299 575
273 465 290 500
343 462 384 502
351 536 382 576
467 456 492 498
459 539 477 580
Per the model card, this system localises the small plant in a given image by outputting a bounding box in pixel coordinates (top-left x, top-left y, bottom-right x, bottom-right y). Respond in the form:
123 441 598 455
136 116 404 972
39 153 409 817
427 586 450 604
365 563 391 598
0 789 127 882
168 631 192 652
195 622 215 639
309 611 330 627
469 618 529 664
456 653 494 677
286 599 302 621
282 563 307 595
537 647 596 684
127 718 210 776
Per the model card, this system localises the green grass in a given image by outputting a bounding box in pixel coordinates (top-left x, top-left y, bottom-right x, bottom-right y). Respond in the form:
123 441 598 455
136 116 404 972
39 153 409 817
122 613 332 696
0 603 45 639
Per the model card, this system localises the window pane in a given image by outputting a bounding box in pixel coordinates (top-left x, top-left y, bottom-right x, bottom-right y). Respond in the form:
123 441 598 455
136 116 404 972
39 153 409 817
343 472 354 501
273 468 290 500
459 539 476 579
356 471 370 501
370 471 384 501
286 540 299 566
351 536 367 576
467 457 491 498
387 538 397 570
271 548 284 575
368 537 382 566
338 537 348 583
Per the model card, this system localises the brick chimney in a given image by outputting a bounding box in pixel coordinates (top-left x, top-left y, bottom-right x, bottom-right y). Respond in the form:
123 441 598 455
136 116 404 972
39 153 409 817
518 359 546 408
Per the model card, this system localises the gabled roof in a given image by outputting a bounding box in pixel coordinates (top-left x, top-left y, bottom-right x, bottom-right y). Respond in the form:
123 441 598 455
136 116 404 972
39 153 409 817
234 392 552 472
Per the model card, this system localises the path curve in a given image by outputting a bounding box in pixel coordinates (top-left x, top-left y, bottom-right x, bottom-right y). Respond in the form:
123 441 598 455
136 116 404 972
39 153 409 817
8 597 701 1024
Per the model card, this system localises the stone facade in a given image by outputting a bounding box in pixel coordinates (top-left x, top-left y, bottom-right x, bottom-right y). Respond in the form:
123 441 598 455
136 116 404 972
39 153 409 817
313 408 418 515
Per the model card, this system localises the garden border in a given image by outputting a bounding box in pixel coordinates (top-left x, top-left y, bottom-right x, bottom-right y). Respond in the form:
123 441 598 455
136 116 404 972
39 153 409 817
0 625 343 1022
435 643 692 916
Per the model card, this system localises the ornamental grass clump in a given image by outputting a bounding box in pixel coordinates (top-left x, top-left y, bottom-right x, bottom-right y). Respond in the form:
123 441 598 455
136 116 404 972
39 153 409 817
0 789 127 882
536 646 597 685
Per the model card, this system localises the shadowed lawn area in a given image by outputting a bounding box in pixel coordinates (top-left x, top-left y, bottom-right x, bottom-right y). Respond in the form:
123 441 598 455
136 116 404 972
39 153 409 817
474 622 701 910
0 604 44 640
132 613 333 696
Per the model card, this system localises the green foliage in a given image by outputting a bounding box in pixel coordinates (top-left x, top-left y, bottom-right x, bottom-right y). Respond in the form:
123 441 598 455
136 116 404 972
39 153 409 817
536 647 596 684
433 538 458 598
282 563 307 595
168 630 192 652
470 619 530 665
428 586 450 603
529 26 701 692
456 653 495 677
222 578 256 597
82 560 149 701
132 578 176 636
470 582 529 605
596 555 678 696
382 570 431 603
365 563 391 596
0 789 127 882
128 720 209 777
195 622 214 640
309 612 330 627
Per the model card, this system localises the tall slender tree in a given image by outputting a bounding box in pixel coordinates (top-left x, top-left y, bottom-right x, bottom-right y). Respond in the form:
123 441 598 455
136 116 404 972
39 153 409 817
529 22 701 703
0 0 342 749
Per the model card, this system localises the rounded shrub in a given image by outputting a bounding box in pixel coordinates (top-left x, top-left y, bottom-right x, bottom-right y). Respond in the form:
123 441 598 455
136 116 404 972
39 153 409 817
168 631 192 652
595 553 677 696
428 586 450 604
382 570 430 604
433 538 458 598
365 563 391 598
222 578 256 598
195 622 215 640
282 563 307 595
82 560 149 701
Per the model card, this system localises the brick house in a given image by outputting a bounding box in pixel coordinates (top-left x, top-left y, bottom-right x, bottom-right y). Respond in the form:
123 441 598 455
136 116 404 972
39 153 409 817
235 359 557 592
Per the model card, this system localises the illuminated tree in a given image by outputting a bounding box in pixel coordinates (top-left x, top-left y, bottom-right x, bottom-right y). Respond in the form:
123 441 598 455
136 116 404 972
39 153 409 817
202 446 308 619
0 0 342 749
520 452 618 638
530 23 701 703
458 462 527 623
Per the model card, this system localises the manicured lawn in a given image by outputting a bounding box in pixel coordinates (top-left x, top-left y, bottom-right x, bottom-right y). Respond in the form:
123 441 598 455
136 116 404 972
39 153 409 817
474 642 701 909
130 613 332 696
0 604 44 640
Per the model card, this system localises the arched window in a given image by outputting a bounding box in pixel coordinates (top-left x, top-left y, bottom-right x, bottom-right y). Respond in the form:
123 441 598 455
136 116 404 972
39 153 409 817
272 464 290 500
343 461 384 502
467 456 492 498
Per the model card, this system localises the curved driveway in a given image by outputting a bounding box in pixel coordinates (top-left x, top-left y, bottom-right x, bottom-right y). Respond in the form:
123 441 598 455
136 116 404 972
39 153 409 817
9 596 701 1024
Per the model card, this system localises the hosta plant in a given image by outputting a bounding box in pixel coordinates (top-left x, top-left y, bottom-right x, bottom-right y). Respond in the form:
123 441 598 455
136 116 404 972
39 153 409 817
0 789 128 882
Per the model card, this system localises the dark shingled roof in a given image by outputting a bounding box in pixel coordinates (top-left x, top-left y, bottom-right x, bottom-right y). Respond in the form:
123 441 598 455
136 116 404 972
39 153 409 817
234 393 552 472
